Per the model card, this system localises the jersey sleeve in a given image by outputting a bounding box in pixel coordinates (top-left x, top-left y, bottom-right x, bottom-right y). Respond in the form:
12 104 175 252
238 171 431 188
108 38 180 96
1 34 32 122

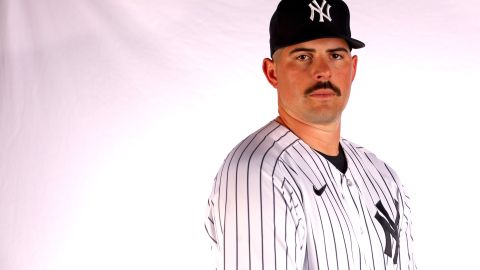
398 183 417 270
205 156 307 270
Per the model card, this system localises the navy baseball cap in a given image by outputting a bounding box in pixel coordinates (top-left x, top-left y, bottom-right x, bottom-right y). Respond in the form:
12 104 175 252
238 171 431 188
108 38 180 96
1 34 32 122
269 0 365 56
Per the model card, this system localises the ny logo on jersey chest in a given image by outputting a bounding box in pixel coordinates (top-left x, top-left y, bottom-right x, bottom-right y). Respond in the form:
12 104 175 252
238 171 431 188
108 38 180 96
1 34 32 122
308 0 332 22
375 200 400 264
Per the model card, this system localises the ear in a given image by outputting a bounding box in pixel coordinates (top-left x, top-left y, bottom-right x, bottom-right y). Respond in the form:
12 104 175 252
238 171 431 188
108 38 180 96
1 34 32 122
262 58 278 88
351 55 358 82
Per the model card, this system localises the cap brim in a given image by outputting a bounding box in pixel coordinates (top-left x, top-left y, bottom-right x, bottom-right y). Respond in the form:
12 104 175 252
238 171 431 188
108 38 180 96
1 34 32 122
346 37 365 49
270 34 365 56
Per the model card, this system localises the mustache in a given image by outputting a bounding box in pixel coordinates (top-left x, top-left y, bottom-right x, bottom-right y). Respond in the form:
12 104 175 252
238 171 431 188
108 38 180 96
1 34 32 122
305 81 341 96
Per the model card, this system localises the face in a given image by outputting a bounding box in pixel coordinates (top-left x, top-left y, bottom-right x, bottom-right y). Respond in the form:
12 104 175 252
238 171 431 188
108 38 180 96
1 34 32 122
263 38 358 125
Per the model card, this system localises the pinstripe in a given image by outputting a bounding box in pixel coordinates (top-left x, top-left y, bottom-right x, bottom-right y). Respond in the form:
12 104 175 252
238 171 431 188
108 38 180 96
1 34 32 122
311 157 351 270
341 148 389 268
226 123 278 269
368 205 388 269
312 189 331 270
384 164 414 270
285 204 288 269
272 177 277 270
304 224 318 270
357 194 379 270
342 143 381 204
222 144 240 268
345 149 398 269
299 144 357 269
355 151 395 216
317 181 340 270
243 125 285 269
364 153 396 216
233 129 263 269
282 148 341 269
346 186 359 213
261 129 290 270
324 164 356 269
346 148 386 269
205 121 416 270
277 160 305 203
348 145 392 213
223 132 259 266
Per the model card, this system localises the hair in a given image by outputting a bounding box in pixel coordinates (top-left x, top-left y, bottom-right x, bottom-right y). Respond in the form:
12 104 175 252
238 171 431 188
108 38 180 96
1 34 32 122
272 48 283 62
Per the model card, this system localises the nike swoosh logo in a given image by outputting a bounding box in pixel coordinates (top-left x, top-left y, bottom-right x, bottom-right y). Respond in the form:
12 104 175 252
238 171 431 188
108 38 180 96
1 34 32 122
313 184 327 196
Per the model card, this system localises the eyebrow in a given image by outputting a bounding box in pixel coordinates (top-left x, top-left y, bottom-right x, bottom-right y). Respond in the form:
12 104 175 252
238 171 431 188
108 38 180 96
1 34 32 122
288 47 316 55
326 47 350 53
288 47 350 55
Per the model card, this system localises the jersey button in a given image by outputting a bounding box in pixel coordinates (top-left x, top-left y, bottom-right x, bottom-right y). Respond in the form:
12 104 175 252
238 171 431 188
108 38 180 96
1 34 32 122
347 179 353 186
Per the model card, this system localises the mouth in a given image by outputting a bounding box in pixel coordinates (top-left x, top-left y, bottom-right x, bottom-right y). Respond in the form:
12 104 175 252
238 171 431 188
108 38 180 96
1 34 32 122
308 89 337 99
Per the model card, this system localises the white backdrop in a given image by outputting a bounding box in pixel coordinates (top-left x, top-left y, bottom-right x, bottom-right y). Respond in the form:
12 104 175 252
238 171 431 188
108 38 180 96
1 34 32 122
1 0 479 269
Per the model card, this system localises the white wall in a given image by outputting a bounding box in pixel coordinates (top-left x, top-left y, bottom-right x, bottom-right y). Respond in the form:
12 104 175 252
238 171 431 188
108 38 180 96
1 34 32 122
1 0 479 269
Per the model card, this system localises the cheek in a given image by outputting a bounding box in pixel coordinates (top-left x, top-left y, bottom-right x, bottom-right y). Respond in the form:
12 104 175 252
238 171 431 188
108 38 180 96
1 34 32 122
344 65 356 81
276 82 304 106
283 69 310 88
334 68 354 88
276 65 314 101
277 72 299 93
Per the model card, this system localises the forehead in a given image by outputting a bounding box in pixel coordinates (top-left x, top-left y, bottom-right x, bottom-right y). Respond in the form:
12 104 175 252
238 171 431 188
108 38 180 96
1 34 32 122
282 37 350 54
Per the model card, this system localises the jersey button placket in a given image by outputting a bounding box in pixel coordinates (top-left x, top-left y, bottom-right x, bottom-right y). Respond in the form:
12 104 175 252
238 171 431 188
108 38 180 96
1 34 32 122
343 173 372 269
346 178 353 187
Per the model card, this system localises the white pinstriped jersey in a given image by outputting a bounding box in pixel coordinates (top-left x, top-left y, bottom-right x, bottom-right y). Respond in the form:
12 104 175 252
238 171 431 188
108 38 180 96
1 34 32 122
205 120 416 270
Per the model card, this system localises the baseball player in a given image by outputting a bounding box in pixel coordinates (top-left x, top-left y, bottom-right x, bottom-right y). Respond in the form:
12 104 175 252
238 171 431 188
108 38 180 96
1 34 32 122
205 0 416 269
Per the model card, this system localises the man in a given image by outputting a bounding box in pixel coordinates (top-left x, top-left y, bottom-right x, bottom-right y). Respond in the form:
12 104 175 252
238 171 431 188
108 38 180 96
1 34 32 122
205 0 416 269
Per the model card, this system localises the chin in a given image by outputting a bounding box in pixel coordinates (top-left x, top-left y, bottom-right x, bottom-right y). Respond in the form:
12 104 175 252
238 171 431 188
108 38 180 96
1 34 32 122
305 108 340 122
305 112 341 125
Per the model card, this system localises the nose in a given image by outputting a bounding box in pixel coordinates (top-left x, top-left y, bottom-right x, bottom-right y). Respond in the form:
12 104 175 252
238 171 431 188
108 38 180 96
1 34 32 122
312 58 331 81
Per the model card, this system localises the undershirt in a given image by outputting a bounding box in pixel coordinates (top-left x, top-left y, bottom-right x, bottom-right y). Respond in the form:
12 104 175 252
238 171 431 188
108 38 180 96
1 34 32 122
318 144 347 174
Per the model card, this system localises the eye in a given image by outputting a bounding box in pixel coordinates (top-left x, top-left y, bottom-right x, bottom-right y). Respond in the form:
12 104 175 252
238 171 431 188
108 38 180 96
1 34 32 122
296 54 312 62
331 53 344 60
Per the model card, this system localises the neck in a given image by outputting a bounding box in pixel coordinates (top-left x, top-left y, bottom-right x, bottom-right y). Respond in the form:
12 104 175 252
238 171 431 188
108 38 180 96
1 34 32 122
276 108 341 156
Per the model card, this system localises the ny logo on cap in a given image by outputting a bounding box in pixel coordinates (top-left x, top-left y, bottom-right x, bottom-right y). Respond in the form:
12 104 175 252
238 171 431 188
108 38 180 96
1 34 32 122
308 0 332 22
